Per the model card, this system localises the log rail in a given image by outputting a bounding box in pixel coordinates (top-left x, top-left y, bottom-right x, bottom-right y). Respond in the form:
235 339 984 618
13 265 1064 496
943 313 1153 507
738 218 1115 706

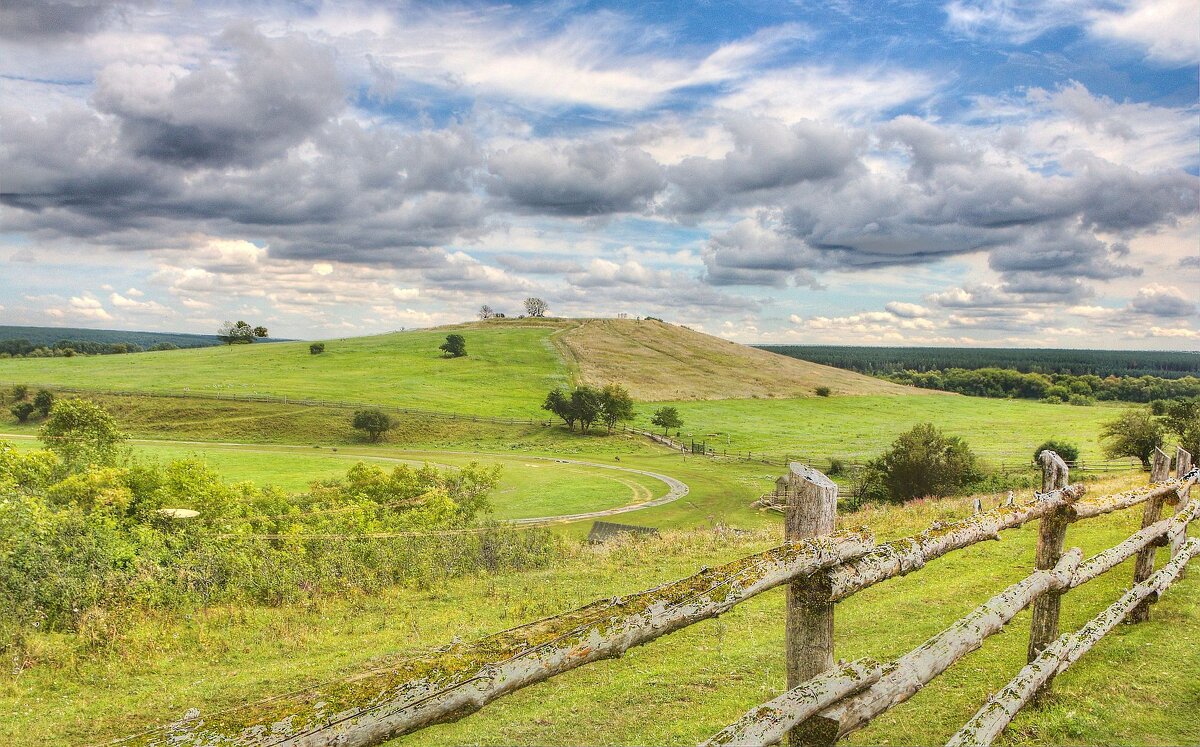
111 457 1198 747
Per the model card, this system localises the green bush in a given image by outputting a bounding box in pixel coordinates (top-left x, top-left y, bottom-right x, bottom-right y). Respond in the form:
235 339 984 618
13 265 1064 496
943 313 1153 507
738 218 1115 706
857 423 981 503
310 342 325 354
815 386 832 397
1033 439 1080 464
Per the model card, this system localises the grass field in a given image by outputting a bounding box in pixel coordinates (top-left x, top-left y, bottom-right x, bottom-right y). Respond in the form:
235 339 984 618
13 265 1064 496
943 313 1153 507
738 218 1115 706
4 476 1195 747
641 395 1130 463
0 318 918 418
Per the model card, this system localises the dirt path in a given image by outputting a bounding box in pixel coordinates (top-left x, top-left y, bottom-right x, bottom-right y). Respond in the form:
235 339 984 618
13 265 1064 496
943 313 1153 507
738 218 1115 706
0 434 689 526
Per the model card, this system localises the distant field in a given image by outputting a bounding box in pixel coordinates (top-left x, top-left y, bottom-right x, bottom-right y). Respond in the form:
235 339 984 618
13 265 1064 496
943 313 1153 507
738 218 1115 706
761 344 1200 378
638 395 1128 463
0 326 569 417
0 319 920 417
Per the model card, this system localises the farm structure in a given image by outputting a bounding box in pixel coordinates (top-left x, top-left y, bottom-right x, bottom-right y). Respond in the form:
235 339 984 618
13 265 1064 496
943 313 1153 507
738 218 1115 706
113 448 1197 747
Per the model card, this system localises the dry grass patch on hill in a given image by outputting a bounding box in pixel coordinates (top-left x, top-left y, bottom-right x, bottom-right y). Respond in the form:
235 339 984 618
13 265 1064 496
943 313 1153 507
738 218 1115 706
553 318 922 400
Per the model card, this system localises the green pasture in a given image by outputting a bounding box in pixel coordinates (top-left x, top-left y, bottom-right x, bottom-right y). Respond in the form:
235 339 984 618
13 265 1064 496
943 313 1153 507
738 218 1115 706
0 326 568 418
643 395 1127 463
4 476 1195 747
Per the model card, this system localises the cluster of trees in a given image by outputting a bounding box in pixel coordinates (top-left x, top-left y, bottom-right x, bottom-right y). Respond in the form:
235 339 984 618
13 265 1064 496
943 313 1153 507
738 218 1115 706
476 298 549 320
1 399 555 639
0 338 181 358
763 345 1200 379
1100 399 1199 467
216 320 269 345
543 384 635 434
6 385 54 424
884 368 1200 404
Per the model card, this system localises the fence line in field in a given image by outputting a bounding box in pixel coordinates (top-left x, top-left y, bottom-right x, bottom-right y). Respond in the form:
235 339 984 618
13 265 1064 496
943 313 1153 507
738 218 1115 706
111 446 1196 747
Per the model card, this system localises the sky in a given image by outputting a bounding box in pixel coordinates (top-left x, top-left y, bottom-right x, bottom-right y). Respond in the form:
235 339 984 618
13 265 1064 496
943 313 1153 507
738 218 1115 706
0 0 1197 347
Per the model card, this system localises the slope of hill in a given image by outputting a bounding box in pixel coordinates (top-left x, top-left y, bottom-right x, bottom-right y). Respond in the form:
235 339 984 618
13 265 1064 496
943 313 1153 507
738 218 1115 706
0 318 922 416
554 318 914 400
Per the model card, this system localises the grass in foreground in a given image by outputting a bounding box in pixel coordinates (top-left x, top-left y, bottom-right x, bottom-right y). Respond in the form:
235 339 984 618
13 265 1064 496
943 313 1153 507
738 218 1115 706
2 475 1195 746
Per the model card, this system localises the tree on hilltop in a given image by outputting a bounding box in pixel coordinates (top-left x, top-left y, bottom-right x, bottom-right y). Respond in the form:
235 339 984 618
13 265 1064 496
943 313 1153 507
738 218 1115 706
478 305 495 319
217 320 268 345
524 297 548 317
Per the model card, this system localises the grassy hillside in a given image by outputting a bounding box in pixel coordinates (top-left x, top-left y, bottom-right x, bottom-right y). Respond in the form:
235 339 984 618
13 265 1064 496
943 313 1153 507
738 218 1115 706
0 318 919 416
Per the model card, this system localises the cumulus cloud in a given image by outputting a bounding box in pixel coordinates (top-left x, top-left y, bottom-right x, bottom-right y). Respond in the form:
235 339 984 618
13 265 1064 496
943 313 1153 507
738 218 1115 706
487 140 665 216
1128 284 1198 317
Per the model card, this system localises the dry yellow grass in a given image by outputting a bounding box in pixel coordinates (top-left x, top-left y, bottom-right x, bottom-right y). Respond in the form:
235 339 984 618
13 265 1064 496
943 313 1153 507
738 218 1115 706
546 318 922 400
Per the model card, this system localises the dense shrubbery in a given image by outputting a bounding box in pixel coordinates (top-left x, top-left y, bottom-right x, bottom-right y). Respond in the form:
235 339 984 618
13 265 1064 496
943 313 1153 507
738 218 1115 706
886 367 1200 403
762 345 1200 378
0 408 559 646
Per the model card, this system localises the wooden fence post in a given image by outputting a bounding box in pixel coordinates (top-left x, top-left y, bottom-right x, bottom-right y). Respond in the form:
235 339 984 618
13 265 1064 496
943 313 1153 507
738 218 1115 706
784 463 838 747
1027 450 1071 695
1177 447 1193 503
1129 447 1173 623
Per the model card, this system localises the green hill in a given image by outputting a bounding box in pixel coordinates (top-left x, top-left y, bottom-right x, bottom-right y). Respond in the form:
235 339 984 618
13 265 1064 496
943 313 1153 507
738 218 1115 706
0 318 922 416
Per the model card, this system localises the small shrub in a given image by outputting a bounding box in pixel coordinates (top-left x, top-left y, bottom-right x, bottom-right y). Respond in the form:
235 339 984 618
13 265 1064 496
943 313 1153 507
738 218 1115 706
1067 394 1094 406
815 386 832 397
1149 399 1169 416
309 342 325 354
10 402 35 423
33 389 54 417
10 384 28 401
827 457 846 476
1033 439 1080 464
439 334 467 358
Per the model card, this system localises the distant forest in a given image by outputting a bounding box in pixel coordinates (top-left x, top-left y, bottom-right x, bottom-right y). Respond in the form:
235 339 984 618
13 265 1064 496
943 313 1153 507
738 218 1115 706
759 346 1200 379
761 345 1200 403
0 325 232 358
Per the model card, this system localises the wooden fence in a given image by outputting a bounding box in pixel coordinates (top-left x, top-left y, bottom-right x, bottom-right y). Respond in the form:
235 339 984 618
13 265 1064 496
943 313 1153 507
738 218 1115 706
112 448 1197 747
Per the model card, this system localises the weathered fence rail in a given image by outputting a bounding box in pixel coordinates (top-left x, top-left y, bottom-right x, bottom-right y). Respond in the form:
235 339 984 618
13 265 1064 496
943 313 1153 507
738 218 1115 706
111 453 1197 747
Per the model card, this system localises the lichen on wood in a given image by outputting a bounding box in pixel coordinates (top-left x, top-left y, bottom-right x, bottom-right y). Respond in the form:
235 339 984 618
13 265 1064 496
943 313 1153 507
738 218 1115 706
946 538 1199 747
809 549 1084 740
701 658 883 747
828 485 1086 602
113 529 876 747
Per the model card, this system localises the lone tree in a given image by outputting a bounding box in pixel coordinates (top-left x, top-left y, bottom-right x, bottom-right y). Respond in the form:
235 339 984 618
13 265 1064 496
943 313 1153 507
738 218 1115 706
1101 408 1164 467
217 320 268 345
599 383 636 434
478 305 495 320
523 297 548 317
651 406 682 436
859 422 980 503
39 399 127 470
439 333 467 358
309 342 325 354
352 409 392 442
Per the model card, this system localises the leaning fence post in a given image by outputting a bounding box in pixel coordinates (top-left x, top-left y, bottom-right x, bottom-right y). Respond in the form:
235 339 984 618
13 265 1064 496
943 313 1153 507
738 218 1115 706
784 463 838 747
1027 450 1071 695
1129 446 1173 623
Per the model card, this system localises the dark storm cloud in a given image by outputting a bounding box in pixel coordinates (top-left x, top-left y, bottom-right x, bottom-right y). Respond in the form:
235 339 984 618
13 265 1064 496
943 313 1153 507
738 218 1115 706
1128 286 1198 317
486 140 666 216
0 0 140 39
92 27 344 167
666 116 859 214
